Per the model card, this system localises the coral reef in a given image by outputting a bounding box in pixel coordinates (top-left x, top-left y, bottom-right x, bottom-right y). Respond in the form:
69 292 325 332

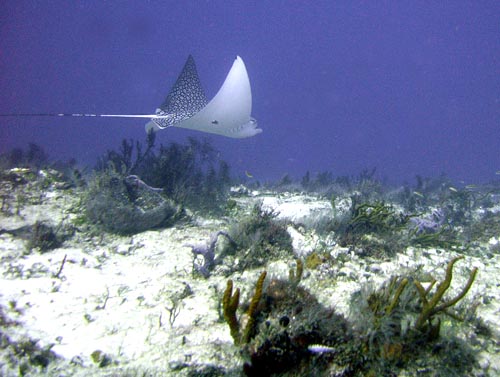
409 208 445 234
346 201 408 236
97 135 232 212
413 256 477 332
223 255 478 375
0 158 496 376
221 202 294 271
189 231 237 277
222 271 267 346
0 143 49 170
222 278 241 345
84 167 181 234
350 256 478 374
409 225 461 250
222 265 361 376
28 221 61 253
334 200 410 257
85 135 235 233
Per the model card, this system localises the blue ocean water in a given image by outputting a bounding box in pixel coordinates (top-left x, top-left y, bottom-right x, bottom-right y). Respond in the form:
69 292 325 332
0 1 498 184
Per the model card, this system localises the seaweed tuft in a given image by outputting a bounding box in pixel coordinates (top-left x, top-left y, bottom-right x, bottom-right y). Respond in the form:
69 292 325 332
350 257 478 374
221 202 294 271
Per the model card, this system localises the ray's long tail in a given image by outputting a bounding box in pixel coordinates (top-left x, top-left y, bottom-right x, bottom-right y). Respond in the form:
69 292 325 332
0 113 169 119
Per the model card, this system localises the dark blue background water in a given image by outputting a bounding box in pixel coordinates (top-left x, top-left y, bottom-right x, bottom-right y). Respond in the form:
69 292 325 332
1 2 498 184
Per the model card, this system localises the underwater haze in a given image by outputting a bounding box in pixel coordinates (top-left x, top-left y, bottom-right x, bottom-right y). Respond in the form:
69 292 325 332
1 1 499 184
2 3 500 376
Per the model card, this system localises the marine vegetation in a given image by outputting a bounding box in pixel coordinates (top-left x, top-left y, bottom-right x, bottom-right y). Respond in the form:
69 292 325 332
0 143 49 170
350 256 478 374
84 166 181 235
336 200 410 257
413 256 477 331
409 208 445 233
222 271 267 345
222 263 361 376
96 134 232 213
222 257 479 375
28 221 62 253
409 225 461 250
467 210 500 244
0 302 59 375
330 193 477 257
300 167 383 202
345 201 408 235
84 134 233 234
189 230 237 278
0 166 70 217
219 202 294 271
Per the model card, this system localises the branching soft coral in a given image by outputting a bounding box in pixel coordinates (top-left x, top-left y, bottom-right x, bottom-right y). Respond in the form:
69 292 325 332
414 256 477 332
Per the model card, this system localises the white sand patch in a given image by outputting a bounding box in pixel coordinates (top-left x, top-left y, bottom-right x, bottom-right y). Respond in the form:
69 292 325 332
1 186 499 375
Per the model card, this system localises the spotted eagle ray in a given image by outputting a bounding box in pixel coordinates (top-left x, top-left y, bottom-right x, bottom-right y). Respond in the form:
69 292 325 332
1 55 262 138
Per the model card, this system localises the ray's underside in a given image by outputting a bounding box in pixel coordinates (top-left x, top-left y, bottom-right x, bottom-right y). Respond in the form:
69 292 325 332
147 55 261 138
1 55 261 139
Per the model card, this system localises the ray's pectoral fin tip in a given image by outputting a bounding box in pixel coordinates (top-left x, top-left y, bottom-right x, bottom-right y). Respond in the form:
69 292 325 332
146 55 261 138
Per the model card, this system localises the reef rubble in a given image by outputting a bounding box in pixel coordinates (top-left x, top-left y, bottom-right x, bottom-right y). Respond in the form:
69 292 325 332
0 170 499 376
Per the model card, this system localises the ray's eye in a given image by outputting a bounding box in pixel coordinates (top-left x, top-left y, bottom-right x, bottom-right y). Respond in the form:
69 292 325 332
211 120 219 125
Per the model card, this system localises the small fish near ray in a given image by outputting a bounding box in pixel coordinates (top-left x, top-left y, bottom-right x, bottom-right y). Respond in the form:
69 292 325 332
146 55 262 138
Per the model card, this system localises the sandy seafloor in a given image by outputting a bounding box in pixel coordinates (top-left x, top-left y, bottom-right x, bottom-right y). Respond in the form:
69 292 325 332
0 170 500 376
